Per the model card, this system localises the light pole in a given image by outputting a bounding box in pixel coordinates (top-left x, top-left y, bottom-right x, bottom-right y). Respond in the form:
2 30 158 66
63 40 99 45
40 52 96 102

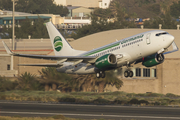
12 0 18 50
11 0 18 71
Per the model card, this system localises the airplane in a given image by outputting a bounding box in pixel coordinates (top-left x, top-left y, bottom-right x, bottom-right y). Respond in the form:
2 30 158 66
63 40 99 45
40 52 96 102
2 22 178 78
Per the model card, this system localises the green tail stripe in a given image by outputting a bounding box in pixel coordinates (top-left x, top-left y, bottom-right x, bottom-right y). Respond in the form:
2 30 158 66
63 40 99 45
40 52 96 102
55 47 62 52
55 45 62 48
54 42 63 48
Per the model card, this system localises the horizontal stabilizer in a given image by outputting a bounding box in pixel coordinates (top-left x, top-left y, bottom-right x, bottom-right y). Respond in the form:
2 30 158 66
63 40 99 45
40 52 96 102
2 41 14 55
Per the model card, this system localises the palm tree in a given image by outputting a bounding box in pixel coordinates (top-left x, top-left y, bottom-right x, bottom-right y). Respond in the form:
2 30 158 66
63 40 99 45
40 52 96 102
39 67 74 92
75 71 123 93
39 68 123 93
17 72 42 91
94 71 123 93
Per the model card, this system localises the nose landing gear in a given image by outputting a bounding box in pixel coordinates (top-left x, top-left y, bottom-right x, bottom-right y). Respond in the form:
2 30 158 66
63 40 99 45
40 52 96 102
96 71 105 78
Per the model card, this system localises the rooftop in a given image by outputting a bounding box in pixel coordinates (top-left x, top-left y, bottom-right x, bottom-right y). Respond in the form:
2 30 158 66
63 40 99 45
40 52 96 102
66 6 81 10
0 16 51 20
0 10 31 16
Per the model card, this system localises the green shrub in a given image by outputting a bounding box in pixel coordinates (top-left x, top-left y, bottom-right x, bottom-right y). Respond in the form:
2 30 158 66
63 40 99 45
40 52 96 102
169 99 180 105
153 101 161 105
114 99 128 105
58 96 76 103
100 91 125 96
138 100 149 105
146 93 164 97
16 72 44 91
136 93 164 97
126 93 136 97
129 98 139 104
0 76 17 92
75 98 90 104
165 93 178 97
93 97 111 104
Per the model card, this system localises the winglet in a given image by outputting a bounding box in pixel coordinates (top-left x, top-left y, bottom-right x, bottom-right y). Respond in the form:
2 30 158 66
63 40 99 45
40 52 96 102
2 41 14 55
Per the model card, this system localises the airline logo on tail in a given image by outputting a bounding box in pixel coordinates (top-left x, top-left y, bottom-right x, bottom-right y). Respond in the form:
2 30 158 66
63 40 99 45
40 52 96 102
54 36 63 52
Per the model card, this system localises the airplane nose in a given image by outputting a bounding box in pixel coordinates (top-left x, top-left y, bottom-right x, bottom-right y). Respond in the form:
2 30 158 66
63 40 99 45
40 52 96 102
169 35 174 42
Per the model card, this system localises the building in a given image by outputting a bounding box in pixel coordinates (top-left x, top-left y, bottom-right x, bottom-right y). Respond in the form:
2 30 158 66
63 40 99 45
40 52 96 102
66 6 93 17
1 27 180 95
43 14 64 25
99 0 112 9
0 9 91 30
0 10 51 28
54 0 99 7
0 10 63 28
54 0 112 9
55 7 92 30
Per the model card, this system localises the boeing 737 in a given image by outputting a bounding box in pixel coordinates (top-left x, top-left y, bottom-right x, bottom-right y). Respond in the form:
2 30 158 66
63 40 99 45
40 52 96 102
2 22 178 78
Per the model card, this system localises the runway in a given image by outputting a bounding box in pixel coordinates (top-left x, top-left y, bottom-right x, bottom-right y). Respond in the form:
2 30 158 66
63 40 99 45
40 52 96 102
1 101 180 120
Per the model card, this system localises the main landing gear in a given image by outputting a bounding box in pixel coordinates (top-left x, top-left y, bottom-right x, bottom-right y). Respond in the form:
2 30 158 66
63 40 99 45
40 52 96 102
96 71 105 78
124 70 133 78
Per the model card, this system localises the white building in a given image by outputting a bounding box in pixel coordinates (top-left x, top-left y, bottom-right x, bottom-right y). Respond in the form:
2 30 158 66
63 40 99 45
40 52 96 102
99 0 112 9
54 0 112 9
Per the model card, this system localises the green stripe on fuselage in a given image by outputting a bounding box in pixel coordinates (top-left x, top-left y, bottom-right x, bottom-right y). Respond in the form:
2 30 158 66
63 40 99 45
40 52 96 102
83 42 120 56
82 34 144 56
120 34 144 44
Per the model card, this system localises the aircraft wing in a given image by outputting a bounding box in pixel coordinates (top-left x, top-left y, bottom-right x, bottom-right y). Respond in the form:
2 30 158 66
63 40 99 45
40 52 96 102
18 63 63 67
2 41 97 64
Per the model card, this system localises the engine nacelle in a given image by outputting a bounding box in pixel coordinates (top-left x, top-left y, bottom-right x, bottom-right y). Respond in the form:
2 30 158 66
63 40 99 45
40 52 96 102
95 54 117 70
142 53 164 67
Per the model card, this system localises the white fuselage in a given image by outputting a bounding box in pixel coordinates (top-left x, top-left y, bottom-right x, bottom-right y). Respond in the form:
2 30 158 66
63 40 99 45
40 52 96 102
56 30 174 74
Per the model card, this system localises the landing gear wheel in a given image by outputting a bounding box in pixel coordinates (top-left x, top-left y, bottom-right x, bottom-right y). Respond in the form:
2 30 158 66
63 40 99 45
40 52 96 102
129 71 134 77
96 71 105 78
96 72 101 78
124 71 129 78
124 70 134 78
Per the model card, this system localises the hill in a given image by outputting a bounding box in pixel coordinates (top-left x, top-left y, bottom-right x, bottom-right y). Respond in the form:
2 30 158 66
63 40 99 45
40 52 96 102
110 0 179 18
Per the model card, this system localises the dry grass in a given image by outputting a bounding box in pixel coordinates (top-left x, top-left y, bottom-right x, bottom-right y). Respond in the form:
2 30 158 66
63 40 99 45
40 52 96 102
1 91 180 106
0 116 139 120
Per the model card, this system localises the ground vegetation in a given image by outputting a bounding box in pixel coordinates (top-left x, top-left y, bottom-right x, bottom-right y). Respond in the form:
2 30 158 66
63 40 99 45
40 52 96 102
0 67 123 93
1 90 180 106
0 0 69 16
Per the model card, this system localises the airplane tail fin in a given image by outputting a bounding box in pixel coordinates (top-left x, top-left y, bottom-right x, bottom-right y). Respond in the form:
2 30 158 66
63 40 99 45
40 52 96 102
46 22 83 56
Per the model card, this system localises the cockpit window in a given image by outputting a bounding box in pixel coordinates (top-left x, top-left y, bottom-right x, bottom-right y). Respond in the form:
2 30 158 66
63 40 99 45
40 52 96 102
155 32 168 36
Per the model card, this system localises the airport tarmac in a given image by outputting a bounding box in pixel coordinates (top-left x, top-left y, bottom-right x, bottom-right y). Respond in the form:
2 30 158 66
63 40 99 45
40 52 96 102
0 101 180 120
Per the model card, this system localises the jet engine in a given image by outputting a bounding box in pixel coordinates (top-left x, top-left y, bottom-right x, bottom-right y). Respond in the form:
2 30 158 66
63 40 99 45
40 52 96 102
142 53 164 67
95 54 117 70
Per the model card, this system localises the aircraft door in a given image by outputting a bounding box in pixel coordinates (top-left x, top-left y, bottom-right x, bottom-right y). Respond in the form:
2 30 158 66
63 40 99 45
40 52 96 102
146 33 151 45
